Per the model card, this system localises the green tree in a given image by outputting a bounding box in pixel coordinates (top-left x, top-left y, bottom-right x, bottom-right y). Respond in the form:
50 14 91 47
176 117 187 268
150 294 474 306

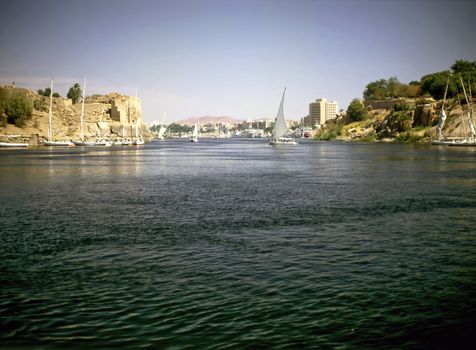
363 79 388 100
387 76 402 98
67 83 82 104
1 91 33 127
37 87 52 97
420 71 456 100
346 99 368 122
52 92 60 97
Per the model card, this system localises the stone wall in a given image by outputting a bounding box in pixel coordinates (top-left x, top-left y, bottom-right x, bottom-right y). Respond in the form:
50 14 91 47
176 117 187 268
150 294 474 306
364 98 417 110
111 96 142 125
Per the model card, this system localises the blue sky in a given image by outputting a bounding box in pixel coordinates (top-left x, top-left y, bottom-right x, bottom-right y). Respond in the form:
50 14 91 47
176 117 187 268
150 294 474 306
1 0 475 123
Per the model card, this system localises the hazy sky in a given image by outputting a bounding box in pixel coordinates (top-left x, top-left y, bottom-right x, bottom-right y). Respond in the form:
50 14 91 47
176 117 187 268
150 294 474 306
1 0 475 123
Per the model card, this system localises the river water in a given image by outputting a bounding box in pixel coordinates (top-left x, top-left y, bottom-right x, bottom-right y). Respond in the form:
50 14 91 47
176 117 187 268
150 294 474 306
1 139 476 349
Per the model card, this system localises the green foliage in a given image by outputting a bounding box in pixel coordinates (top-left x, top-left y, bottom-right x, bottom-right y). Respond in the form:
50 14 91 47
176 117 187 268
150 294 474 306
34 99 48 112
67 83 82 104
314 123 342 140
357 133 376 142
38 87 60 97
0 89 33 127
37 87 51 97
167 123 192 134
420 71 457 100
346 99 368 122
393 102 410 112
391 110 413 132
363 79 389 100
364 76 421 100
395 131 423 143
0 106 6 127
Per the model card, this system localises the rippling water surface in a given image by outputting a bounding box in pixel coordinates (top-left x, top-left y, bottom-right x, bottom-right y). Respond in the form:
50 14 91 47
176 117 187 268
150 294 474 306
1 139 476 349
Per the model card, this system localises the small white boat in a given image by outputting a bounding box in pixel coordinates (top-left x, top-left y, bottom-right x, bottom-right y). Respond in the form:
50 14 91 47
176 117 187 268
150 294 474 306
0 142 28 147
44 140 75 147
73 140 96 146
95 139 112 147
190 122 199 142
269 87 297 146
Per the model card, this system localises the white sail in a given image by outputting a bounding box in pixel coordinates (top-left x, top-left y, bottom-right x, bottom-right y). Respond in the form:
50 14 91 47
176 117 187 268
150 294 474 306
272 88 288 139
269 88 297 145
436 110 447 140
157 125 166 139
190 122 199 142
468 111 476 138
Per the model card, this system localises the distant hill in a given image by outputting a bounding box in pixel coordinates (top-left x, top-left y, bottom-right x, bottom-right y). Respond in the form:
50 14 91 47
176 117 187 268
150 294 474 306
175 116 243 126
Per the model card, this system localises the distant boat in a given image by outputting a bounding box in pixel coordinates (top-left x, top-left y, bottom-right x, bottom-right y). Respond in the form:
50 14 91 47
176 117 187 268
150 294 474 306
157 124 166 140
133 118 144 145
44 79 74 147
190 122 198 142
0 142 28 148
269 87 297 145
71 78 112 147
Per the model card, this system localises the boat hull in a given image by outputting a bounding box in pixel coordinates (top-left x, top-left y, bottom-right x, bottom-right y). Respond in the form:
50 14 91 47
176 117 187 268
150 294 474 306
0 142 28 147
44 141 74 147
269 137 298 145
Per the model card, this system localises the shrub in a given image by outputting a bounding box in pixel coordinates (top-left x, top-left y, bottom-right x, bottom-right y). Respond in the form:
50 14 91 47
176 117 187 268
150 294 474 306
314 123 342 140
34 99 48 112
0 90 33 127
395 131 423 143
347 99 369 122
0 106 6 127
67 83 82 104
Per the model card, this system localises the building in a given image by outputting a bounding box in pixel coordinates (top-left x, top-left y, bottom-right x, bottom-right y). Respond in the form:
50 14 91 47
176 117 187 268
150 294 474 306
306 98 339 127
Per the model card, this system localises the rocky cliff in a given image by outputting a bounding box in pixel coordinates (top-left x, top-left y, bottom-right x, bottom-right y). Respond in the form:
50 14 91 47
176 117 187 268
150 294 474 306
0 86 151 145
316 98 474 143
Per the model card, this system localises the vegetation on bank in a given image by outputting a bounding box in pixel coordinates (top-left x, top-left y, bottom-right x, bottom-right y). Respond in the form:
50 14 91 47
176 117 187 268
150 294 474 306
314 59 476 143
0 88 33 127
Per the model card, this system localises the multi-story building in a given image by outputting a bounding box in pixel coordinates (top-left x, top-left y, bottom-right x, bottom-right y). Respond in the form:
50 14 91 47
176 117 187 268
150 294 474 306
305 98 338 127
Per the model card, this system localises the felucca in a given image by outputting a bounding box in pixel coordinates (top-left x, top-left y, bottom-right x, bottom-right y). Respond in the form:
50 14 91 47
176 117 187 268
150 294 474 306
44 79 74 146
269 87 297 145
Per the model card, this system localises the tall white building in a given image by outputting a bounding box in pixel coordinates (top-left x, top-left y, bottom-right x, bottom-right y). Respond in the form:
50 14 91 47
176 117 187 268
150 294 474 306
307 98 339 126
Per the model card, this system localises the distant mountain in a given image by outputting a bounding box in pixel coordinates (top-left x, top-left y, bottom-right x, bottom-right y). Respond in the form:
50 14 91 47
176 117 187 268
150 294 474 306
175 116 243 126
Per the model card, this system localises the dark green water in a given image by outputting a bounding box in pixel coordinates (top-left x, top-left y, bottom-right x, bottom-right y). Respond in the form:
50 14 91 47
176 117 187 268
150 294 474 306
1 139 476 349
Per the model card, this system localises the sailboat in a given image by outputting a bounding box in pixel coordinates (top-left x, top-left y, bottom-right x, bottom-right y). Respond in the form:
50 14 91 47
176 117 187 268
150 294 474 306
432 75 451 145
73 78 96 146
190 122 198 142
156 113 167 140
72 78 111 146
269 87 297 145
44 79 74 146
449 77 476 147
157 124 167 140
133 118 144 145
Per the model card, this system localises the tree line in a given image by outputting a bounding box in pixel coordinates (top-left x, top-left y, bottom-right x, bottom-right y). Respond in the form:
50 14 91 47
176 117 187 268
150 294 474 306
347 59 476 122
363 59 476 100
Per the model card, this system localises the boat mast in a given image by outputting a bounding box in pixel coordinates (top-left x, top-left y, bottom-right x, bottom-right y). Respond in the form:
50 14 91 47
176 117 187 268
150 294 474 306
48 78 53 141
436 75 450 140
460 76 476 139
80 77 86 141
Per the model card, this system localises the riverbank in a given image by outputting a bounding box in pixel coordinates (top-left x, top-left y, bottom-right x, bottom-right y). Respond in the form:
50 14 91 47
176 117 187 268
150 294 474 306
314 98 474 144
0 86 151 145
